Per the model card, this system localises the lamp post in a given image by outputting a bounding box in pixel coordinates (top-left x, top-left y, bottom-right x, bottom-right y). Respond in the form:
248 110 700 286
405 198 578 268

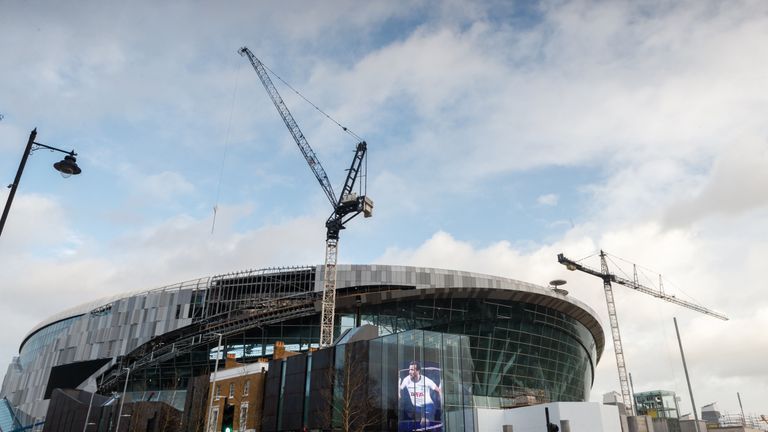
115 367 130 432
674 317 701 432
82 389 96 432
208 333 223 432
0 128 82 239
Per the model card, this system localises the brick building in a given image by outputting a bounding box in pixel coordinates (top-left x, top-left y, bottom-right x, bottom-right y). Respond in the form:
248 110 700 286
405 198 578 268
207 342 299 432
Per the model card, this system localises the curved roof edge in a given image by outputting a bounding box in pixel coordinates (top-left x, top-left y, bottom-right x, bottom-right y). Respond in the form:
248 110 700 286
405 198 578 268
21 276 211 349
22 264 604 359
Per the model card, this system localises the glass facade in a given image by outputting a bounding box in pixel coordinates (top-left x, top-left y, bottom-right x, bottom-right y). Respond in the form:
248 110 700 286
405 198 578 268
252 298 596 406
364 299 595 407
635 390 680 418
269 329 475 432
269 325 594 432
387 330 476 432
18 316 81 368
118 296 596 415
3 263 604 425
260 299 597 432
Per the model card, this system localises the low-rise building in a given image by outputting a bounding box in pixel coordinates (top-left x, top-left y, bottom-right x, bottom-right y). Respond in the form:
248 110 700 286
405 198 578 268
206 355 268 432
206 342 299 432
635 390 680 419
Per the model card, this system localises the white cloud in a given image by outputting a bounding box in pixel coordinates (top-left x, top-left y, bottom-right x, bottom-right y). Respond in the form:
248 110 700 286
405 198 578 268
0 202 327 382
0 192 74 254
133 170 195 200
2 0 768 416
537 193 559 206
374 216 768 414
664 136 768 227
300 0 768 205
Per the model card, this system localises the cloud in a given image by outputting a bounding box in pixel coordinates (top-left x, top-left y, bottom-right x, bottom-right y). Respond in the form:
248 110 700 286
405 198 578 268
0 200 327 382
376 230 598 291
374 217 768 414
0 192 75 255
537 193 559 206
2 0 768 416
664 136 768 227
132 170 195 200
275 0 768 227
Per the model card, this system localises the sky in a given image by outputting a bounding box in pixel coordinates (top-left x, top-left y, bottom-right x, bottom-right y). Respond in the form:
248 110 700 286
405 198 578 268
1 0 767 418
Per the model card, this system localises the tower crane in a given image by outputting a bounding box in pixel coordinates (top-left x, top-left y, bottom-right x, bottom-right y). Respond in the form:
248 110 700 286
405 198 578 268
557 251 728 414
240 47 373 348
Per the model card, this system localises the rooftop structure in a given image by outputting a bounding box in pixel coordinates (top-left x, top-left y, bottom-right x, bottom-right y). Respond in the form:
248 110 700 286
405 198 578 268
1 264 605 429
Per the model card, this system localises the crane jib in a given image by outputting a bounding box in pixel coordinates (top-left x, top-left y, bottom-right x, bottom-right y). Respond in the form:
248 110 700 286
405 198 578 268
557 252 728 320
239 47 337 208
240 46 374 348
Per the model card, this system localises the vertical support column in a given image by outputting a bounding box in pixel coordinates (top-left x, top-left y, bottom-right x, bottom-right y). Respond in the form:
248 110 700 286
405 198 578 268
209 333 223 432
601 251 633 415
319 238 338 347
674 317 701 432
738 392 746 426
0 129 36 238
629 372 638 416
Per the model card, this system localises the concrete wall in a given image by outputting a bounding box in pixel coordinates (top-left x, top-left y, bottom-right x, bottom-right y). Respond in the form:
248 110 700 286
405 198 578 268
707 427 763 432
476 402 623 432
679 420 705 432
626 415 655 432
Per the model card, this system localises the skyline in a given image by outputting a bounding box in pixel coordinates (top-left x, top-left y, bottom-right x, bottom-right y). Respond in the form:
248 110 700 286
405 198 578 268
1 0 767 417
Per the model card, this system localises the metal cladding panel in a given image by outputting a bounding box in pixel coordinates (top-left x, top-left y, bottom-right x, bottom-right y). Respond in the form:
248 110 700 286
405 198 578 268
307 348 334 430
280 355 308 431
3 280 206 418
261 359 283 432
3 264 604 423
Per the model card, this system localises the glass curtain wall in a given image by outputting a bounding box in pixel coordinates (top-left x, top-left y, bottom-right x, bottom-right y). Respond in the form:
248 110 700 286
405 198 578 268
334 329 474 432
351 298 596 405
117 296 596 412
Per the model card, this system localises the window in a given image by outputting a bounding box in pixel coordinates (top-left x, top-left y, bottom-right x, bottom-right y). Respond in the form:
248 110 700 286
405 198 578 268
229 383 235 398
209 407 219 432
216 384 221 399
239 403 249 432
243 380 250 396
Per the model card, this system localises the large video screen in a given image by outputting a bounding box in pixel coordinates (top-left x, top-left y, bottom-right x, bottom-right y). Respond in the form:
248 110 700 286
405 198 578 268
398 360 443 432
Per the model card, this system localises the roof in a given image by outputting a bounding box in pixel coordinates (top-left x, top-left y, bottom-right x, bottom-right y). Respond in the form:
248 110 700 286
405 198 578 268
22 264 605 360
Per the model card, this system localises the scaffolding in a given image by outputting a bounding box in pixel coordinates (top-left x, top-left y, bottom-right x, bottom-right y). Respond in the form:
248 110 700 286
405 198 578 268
97 266 320 393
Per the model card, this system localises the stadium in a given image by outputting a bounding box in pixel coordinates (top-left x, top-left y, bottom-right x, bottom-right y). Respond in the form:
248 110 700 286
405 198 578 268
1 264 605 430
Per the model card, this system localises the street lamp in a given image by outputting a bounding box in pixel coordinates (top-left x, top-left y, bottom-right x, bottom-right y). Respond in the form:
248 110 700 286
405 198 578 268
209 333 223 432
0 128 82 239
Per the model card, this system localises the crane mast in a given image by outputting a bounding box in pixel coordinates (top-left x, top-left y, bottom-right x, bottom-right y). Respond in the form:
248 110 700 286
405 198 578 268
600 251 632 415
240 47 373 348
557 250 728 414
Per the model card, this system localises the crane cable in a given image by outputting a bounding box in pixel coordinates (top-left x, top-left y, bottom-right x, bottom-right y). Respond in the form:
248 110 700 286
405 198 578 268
608 252 705 305
260 61 363 143
574 251 599 264
212 60 243 234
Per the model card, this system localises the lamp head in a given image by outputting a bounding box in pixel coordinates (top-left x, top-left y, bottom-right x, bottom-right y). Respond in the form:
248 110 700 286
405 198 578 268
53 154 81 178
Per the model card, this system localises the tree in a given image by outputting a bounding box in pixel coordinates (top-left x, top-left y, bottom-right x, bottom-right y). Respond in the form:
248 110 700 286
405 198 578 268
320 344 381 432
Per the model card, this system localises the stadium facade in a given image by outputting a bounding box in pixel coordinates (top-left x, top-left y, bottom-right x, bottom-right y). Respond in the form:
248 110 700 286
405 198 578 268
1 264 605 429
